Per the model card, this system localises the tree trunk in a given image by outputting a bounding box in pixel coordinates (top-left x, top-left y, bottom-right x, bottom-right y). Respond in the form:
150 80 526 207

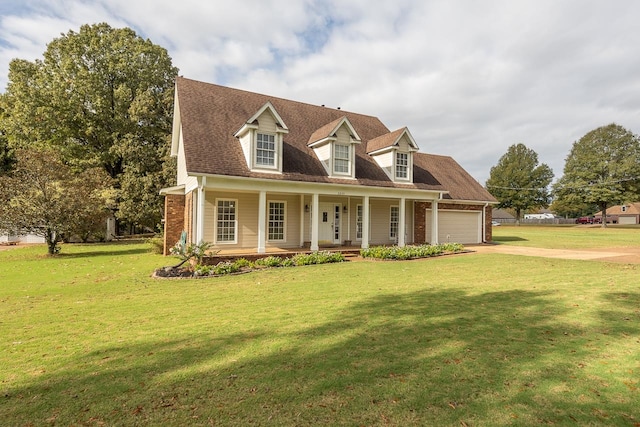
601 202 608 228
515 208 521 226
45 228 58 255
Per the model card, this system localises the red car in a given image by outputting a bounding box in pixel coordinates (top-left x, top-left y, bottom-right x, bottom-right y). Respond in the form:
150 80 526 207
575 217 593 224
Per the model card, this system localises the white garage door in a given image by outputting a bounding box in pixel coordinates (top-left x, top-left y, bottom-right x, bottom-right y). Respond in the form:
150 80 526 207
618 216 637 225
426 210 482 244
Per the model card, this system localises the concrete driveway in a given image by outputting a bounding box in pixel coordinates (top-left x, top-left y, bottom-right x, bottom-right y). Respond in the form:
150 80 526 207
470 244 640 264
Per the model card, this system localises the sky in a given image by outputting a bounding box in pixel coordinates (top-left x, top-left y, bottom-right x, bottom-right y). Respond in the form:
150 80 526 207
1 0 639 184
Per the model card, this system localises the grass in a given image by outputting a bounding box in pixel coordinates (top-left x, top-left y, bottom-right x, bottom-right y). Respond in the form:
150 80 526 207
493 224 640 249
1 233 639 426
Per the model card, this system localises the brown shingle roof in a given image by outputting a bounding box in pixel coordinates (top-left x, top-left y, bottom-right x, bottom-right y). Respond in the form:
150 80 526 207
176 76 495 202
366 127 406 153
308 116 346 145
594 202 640 216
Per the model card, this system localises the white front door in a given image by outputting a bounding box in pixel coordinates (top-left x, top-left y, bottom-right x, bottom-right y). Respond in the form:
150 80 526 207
319 203 341 244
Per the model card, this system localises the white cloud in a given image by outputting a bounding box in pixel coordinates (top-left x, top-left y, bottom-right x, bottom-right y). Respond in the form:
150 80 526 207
1 0 640 184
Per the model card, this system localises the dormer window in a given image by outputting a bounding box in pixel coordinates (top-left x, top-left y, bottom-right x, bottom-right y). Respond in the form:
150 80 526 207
256 133 276 167
235 102 289 174
334 144 351 175
395 152 409 179
308 116 361 179
367 127 418 183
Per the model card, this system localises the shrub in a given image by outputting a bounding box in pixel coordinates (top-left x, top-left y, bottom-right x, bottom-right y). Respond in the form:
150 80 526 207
147 235 164 254
233 258 253 269
212 261 239 275
360 243 464 260
255 256 283 268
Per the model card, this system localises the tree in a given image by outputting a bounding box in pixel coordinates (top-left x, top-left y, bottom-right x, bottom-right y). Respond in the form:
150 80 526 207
553 123 640 227
486 143 554 223
0 149 111 254
4 23 178 231
0 95 16 174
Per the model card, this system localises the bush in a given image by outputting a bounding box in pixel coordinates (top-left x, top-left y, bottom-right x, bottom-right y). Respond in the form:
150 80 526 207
360 243 464 260
254 256 283 268
147 235 164 254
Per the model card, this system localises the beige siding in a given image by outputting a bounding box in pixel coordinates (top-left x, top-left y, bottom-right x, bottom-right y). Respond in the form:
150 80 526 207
335 126 351 144
397 135 411 151
203 191 303 250
239 132 251 168
266 194 302 248
369 199 397 245
257 111 278 132
405 200 414 244
313 144 331 174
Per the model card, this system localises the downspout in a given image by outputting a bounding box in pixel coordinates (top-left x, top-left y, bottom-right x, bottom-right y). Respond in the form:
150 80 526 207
482 202 488 243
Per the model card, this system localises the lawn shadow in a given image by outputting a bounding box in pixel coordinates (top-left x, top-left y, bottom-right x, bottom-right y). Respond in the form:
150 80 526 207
3 288 638 425
492 236 528 243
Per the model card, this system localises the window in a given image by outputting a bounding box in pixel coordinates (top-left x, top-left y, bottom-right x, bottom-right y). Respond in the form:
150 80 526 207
356 205 363 240
390 206 399 239
334 144 350 174
256 133 276 166
216 199 237 243
268 201 286 241
396 152 408 179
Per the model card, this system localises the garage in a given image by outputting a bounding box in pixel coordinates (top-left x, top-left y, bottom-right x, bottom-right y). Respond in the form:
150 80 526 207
425 209 482 244
618 216 638 225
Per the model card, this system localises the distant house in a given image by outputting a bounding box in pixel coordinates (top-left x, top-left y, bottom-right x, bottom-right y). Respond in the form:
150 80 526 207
492 208 515 223
594 203 640 225
0 233 45 244
161 77 497 255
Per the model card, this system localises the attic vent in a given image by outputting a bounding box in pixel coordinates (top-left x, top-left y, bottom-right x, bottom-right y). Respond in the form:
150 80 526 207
622 205 627 212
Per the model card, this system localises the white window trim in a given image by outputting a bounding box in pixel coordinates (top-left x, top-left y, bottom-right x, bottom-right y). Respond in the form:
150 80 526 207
356 204 363 241
395 152 410 181
333 143 351 176
215 198 238 244
253 131 279 171
390 205 399 240
267 200 287 242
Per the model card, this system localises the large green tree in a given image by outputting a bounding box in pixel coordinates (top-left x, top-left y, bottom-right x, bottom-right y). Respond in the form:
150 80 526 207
486 143 554 223
0 149 111 254
553 123 640 227
4 23 178 230
0 94 16 174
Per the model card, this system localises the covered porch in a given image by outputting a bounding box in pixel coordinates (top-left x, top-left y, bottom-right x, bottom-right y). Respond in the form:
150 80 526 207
162 175 444 255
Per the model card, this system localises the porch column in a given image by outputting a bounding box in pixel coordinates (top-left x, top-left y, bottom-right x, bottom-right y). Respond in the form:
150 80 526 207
196 176 206 243
257 190 266 254
398 197 406 247
431 199 439 244
362 195 370 249
311 193 319 251
299 195 305 247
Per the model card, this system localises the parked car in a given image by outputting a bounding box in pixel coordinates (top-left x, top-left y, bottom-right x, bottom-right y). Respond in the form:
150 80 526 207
575 217 593 224
491 220 501 226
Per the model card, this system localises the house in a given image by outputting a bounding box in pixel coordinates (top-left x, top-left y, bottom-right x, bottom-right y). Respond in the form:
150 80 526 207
594 203 640 225
492 208 515 224
161 77 497 255
0 233 45 244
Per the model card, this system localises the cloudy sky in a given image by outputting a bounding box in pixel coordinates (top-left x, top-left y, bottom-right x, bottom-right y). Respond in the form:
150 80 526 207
1 0 639 184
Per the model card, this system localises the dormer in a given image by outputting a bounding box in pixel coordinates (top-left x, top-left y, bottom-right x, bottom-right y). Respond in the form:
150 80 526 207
308 116 361 179
367 127 419 183
234 101 289 173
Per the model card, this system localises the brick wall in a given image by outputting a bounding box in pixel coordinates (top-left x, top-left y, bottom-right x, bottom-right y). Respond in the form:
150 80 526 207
413 201 493 243
163 194 185 255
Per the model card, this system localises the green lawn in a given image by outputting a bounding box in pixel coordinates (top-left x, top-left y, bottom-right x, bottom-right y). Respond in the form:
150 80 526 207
1 232 639 426
493 224 640 249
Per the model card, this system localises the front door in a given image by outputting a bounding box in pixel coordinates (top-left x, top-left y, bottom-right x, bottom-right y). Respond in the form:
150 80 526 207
318 203 341 245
